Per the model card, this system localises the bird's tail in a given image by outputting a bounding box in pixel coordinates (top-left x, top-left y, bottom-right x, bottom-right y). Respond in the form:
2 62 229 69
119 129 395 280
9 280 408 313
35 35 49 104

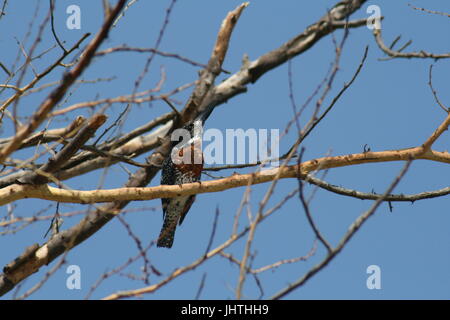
157 218 177 248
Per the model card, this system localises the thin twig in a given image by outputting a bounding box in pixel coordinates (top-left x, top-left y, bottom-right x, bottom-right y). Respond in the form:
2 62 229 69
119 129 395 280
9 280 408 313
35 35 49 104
373 29 450 59
297 149 333 253
49 0 67 53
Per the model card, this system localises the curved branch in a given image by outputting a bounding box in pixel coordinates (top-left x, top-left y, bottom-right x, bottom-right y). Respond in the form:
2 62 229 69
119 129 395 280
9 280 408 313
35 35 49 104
373 29 450 59
304 174 450 202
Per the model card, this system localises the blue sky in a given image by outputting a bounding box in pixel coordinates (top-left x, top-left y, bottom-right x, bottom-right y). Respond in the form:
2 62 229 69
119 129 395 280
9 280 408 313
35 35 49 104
0 0 449 299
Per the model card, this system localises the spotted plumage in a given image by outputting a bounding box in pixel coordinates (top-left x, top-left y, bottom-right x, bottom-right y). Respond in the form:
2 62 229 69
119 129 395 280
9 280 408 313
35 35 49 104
157 120 204 248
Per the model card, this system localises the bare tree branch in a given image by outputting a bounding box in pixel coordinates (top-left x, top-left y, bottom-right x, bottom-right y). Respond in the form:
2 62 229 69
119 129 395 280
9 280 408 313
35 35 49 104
1 141 447 205
304 174 450 202
428 64 449 113
408 4 450 18
373 28 450 59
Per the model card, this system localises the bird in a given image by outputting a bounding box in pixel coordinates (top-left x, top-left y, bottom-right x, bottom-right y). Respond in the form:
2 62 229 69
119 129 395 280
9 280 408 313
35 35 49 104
157 119 204 248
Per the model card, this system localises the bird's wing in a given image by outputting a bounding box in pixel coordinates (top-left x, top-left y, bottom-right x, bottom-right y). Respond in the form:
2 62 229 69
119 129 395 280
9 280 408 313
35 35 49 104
179 195 196 225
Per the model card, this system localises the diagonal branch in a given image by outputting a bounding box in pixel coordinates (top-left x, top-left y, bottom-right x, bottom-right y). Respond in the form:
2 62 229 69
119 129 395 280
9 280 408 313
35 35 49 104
421 111 450 152
0 144 448 206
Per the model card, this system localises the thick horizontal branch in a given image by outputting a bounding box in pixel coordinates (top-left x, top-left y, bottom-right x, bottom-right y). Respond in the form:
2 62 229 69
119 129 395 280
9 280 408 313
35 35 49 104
1 146 448 206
